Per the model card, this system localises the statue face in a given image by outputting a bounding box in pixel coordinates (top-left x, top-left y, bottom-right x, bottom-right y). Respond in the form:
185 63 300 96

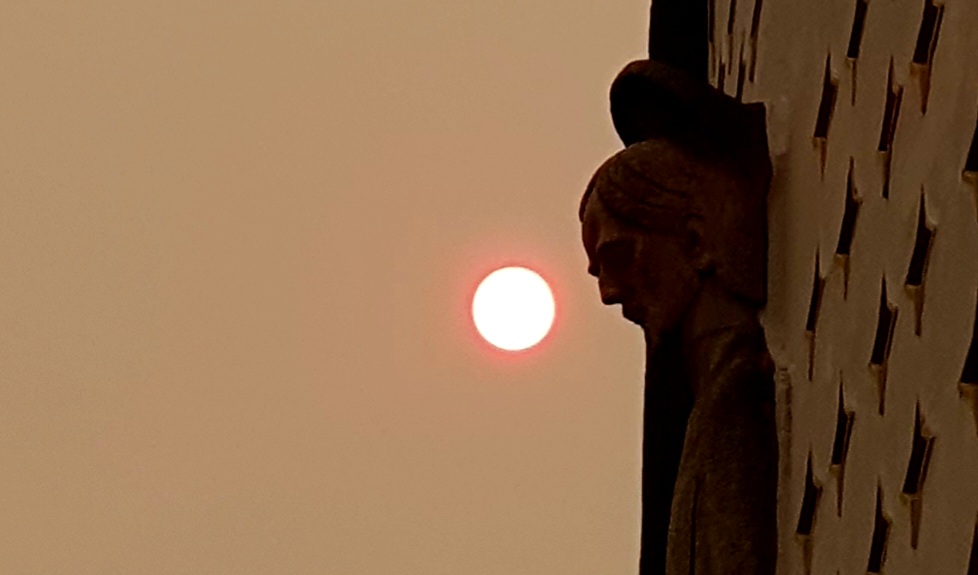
581 194 701 335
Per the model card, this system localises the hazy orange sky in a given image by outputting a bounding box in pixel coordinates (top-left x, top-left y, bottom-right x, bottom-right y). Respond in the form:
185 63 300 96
1 2 652 572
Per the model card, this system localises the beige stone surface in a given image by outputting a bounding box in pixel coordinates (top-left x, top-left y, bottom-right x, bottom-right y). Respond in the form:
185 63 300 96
717 0 978 572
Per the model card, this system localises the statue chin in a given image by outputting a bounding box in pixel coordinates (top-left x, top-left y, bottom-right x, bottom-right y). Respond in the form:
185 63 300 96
622 304 645 326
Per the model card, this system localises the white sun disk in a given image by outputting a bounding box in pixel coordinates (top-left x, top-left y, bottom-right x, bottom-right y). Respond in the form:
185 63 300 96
472 267 555 351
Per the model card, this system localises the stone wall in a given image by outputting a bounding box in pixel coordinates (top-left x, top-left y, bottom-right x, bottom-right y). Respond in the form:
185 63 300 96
713 0 978 572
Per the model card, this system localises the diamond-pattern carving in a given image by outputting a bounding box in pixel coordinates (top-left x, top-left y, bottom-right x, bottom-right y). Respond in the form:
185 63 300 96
962 294 978 385
813 53 839 178
734 1 978 573
845 0 869 104
965 109 978 180
965 106 978 222
870 277 898 415
900 404 934 496
805 251 826 380
910 0 944 114
829 377 854 517
878 58 904 200
835 158 861 296
796 453 822 575
845 0 868 60
905 190 937 336
748 0 763 81
867 486 890 574
960 292 978 437
901 403 935 549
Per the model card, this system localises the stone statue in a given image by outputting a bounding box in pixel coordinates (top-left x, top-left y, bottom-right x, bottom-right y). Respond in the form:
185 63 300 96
579 61 778 574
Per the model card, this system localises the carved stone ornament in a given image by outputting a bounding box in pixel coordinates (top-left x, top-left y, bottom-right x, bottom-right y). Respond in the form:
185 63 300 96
578 3 777 573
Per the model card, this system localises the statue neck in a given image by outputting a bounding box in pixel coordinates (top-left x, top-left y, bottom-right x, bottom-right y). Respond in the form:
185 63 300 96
677 276 760 398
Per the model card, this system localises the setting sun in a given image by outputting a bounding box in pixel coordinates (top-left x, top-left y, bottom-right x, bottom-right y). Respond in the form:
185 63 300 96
472 266 555 351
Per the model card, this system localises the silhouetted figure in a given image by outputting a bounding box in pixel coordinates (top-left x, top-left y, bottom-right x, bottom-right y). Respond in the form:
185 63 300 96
579 136 776 574
577 1 776 569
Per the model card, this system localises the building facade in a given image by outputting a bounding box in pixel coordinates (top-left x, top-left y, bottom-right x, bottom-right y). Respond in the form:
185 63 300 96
721 0 978 572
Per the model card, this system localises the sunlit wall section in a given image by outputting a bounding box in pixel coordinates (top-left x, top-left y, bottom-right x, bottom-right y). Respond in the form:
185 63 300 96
713 0 978 573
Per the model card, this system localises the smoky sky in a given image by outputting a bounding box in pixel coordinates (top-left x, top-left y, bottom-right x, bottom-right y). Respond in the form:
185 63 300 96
0 2 650 573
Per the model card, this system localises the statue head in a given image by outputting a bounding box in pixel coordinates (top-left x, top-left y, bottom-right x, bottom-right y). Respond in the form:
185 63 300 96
580 138 767 337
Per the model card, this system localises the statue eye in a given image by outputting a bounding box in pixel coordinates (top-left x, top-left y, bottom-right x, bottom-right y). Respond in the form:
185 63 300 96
597 240 632 273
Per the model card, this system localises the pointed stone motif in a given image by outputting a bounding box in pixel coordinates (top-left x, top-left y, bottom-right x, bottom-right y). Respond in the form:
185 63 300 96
796 453 821 575
805 251 826 380
905 190 936 336
867 486 890 573
835 159 861 296
735 33 747 102
870 277 898 414
964 106 978 221
845 0 868 104
959 292 978 437
829 377 854 516
748 0 763 81
900 403 935 549
965 110 978 180
878 59 903 199
911 0 944 114
813 54 839 179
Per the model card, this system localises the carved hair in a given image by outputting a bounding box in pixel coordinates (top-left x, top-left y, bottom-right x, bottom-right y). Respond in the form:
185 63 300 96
580 138 768 306
580 143 695 235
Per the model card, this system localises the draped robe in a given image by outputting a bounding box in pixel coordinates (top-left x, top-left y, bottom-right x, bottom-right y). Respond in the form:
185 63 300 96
639 324 777 575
